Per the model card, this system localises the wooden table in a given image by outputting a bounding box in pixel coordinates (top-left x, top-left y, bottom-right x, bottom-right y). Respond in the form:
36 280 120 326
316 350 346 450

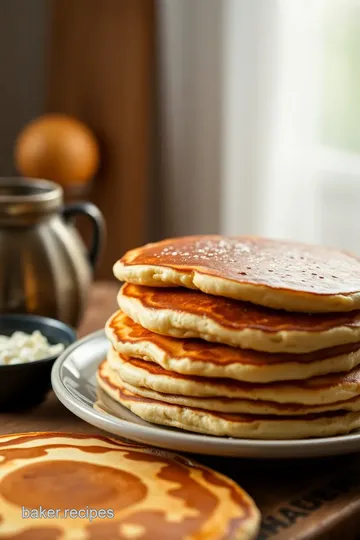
1 283 359 540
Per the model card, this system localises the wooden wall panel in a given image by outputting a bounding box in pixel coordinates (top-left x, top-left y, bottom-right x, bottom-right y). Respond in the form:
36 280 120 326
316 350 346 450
46 0 155 279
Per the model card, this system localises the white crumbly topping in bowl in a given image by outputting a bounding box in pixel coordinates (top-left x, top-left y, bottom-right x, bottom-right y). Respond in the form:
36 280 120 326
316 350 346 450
0 331 64 365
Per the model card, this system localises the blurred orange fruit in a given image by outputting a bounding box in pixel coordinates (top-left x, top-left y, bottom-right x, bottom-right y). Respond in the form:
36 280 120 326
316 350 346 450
14 114 100 186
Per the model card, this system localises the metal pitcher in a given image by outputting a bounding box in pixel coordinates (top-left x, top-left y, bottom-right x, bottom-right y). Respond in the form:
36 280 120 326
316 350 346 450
0 177 105 327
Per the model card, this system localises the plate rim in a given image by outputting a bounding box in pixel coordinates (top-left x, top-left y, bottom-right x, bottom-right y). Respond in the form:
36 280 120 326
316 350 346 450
51 330 360 458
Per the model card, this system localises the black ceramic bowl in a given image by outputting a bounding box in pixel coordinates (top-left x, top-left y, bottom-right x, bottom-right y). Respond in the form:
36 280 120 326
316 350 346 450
0 314 76 411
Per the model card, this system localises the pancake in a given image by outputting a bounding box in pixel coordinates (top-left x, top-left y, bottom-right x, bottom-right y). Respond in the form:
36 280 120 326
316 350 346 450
97 376 360 439
0 432 260 540
98 359 360 415
106 311 360 382
117 284 360 353
106 348 360 405
114 235 360 312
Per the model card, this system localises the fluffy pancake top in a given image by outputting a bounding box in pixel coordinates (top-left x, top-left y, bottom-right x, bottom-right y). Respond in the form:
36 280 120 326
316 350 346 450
0 432 260 539
119 284 360 333
97 372 360 440
114 235 360 312
117 284 360 353
98 359 360 415
107 349 360 399
106 310 360 366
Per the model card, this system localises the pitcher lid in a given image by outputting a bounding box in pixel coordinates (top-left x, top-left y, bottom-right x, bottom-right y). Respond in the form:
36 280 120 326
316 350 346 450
0 177 63 219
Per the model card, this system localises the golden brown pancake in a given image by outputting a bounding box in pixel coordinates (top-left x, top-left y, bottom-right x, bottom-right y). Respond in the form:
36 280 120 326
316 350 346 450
114 235 360 312
106 310 360 382
0 432 260 539
117 284 360 353
97 376 360 440
106 348 360 405
98 358 360 415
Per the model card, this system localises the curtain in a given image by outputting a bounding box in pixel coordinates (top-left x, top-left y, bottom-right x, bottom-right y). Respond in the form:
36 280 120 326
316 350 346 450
158 0 360 253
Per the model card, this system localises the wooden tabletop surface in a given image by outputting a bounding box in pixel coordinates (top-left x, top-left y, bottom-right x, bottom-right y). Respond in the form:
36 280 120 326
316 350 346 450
1 282 359 539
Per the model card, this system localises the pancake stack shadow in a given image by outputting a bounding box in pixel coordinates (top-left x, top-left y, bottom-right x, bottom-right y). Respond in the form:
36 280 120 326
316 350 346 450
97 236 360 439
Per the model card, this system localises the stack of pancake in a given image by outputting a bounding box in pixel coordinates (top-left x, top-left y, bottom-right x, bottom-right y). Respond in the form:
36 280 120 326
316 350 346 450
98 235 360 439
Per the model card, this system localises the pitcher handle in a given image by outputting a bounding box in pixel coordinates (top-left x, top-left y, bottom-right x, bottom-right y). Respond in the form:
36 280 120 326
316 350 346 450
62 202 105 270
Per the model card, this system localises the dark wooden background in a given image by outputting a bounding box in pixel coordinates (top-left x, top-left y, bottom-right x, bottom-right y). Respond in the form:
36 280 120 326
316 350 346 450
46 0 155 279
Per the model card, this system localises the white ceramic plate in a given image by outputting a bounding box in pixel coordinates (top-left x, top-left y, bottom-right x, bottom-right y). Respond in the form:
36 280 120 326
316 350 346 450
51 330 360 458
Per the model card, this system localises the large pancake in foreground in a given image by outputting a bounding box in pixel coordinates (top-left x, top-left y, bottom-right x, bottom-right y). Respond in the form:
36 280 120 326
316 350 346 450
99 359 360 415
97 375 360 440
118 284 360 353
0 432 260 540
114 235 360 312
106 348 360 405
106 311 360 382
